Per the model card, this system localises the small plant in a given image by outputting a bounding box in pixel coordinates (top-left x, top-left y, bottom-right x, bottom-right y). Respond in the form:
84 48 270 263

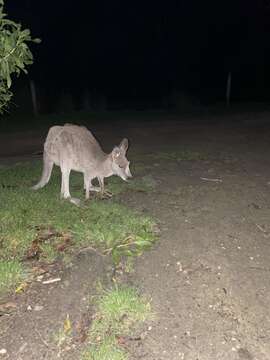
82 286 151 360
39 243 59 263
0 260 24 294
82 338 127 360
91 286 150 339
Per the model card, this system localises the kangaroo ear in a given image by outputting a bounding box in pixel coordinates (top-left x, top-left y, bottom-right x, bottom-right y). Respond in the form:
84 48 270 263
119 138 129 152
112 146 121 159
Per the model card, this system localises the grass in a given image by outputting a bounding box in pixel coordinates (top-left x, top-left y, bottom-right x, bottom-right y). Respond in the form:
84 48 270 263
82 286 151 360
0 260 25 295
83 338 127 360
91 286 151 339
0 161 157 294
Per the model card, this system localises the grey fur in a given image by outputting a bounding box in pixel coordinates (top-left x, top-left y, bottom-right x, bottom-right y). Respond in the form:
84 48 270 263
32 124 132 205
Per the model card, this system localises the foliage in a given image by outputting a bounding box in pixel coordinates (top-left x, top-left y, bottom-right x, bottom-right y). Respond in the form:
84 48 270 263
0 260 24 294
90 286 151 340
82 286 151 360
0 0 40 113
82 338 127 360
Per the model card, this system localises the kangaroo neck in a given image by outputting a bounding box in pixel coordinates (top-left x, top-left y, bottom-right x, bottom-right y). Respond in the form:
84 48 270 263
99 153 114 178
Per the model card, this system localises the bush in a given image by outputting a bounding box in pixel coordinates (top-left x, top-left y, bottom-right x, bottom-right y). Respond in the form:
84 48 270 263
0 0 40 113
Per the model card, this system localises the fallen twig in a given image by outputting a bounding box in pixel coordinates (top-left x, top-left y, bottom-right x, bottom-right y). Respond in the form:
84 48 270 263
256 223 266 232
255 223 270 238
42 278 61 285
30 319 50 348
250 266 270 272
104 236 135 255
200 177 222 183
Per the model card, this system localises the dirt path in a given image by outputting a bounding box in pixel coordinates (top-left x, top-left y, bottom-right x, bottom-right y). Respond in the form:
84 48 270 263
127 118 270 360
1 114 270 359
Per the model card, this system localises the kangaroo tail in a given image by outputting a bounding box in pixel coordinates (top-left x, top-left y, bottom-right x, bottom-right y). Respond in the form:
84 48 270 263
32 152 54 190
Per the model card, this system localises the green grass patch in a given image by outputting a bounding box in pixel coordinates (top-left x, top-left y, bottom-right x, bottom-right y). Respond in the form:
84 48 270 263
82 338 127 360
0 260 24 295
82 286 151 360
91 286 151 339
0 162 157 294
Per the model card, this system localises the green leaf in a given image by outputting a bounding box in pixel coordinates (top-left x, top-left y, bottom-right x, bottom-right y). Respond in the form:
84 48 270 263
6 74 11 88
0 0 40 111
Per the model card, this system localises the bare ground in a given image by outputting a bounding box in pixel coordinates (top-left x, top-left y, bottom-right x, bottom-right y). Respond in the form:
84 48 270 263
1 112 270 359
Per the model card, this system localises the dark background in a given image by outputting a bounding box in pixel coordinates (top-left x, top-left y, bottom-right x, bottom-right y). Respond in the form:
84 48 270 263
5 0 270 113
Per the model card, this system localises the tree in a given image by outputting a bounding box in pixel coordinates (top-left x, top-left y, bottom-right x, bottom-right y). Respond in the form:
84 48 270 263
0 0 40 114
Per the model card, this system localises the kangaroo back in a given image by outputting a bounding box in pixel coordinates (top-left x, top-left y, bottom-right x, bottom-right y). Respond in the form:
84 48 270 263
44 125 63 158
45 124 105 167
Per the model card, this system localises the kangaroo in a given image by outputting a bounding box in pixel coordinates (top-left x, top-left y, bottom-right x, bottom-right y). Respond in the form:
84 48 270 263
32 123 132 205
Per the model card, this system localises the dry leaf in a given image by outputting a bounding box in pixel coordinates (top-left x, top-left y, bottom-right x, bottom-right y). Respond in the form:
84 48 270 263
0 301 17 315
15 282 28 293
64 314 71 334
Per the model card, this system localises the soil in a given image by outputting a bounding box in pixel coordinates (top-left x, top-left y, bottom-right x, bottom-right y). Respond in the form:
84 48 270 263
1 112 270 359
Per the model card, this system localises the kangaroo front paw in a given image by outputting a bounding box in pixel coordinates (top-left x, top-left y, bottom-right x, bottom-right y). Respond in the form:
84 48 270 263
100 190 113 199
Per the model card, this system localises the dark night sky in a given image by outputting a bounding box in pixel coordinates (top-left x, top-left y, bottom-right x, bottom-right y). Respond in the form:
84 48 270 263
5 0 270 107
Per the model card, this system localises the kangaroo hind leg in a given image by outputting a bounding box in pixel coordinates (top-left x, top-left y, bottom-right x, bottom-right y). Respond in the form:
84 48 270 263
61 166 81 206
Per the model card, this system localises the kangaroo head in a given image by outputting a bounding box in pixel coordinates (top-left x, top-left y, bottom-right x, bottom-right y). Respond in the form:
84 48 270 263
111 138 132 181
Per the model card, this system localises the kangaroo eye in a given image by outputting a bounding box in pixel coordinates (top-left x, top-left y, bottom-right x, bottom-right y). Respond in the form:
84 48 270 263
119 164 125 169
